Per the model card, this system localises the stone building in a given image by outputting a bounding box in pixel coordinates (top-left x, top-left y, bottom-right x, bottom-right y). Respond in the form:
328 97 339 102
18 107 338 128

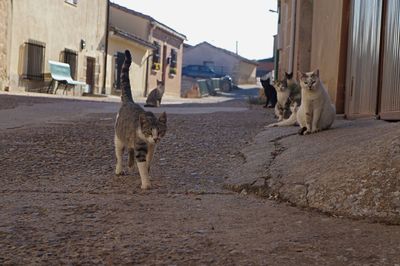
183 42 258 85
106 3 186 98
0 0 11 91
256 57 274 78
4 0 108 94
277 0 400 119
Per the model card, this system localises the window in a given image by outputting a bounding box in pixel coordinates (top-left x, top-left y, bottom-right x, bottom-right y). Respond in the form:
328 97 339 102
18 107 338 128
65 0 78 5
61 49 78 79
152 42 161 71
22 40 45 81
169 49 177 75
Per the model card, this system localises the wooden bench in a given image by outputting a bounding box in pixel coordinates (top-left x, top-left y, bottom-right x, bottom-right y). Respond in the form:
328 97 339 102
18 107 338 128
47 60 87 95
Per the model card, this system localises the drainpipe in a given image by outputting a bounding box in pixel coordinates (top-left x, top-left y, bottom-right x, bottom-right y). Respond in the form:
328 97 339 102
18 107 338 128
144 54 150 97
288 0 296 74
101 0 110 95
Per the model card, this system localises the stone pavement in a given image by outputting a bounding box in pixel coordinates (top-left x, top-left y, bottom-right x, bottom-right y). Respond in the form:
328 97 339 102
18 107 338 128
0 86 259 129
0 84 260 105
2 87 399 225
226 117 400 224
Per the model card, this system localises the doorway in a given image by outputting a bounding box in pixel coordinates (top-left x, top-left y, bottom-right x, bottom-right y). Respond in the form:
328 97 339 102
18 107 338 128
86 57 96 94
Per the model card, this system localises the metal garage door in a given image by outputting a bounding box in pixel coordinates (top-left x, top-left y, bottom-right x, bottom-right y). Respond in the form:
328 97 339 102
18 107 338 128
379 0 400 120
345 0 382 118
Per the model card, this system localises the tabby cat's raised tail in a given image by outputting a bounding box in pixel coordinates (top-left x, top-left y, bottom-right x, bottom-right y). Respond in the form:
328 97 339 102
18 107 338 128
121 50 133 103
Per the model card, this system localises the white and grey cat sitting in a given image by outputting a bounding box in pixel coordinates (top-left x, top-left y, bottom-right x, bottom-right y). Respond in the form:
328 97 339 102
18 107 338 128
114 50 167 189
267 72 301 128
266 101 300 128
296 69 335 135
144 80 164 107
272 79 291 122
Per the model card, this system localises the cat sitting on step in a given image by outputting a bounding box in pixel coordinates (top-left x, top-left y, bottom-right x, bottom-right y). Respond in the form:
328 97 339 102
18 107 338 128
114 50 167 189
271 72 301 124
272 79 291 122
296 69 335 135
144 80 164 107
266 101 300 128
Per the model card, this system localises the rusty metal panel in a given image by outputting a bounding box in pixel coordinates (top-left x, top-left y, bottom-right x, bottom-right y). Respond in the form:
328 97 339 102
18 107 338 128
345 0 382 117
380 0 400 120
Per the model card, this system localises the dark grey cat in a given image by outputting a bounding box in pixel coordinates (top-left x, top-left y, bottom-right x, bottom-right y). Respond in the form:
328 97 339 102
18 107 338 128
114 50 167 189
144 80 164 107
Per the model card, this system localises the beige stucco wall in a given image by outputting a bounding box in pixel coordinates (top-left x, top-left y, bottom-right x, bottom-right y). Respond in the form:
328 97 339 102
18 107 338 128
0 0 10 90
106 35 150 98
277 0 295 79
277 0 345 111
237 61 257 84
293 0 313 74
8 0 108 93
110 6 150 41
310 0 344 105
184 43 237 75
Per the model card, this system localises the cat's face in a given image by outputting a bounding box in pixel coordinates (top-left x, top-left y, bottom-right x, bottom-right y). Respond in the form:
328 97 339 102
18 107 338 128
298 70 319 91
139 112 167 144
273 80 287 92
156 79 164 87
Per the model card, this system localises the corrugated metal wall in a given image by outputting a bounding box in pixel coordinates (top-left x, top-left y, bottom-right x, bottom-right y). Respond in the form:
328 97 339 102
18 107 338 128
380 0 400 120
345 0 382 117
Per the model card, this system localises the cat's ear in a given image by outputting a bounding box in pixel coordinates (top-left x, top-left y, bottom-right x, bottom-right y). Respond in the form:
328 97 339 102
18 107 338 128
159 112 167 124
297 71 306 80
286 72 293 79
313 69 320 78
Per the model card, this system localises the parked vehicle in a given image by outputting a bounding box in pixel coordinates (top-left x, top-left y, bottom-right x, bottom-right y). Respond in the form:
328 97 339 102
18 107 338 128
182 65 222 79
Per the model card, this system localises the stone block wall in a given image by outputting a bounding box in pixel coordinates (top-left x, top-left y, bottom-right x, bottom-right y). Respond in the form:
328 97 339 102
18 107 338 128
0 0 9 90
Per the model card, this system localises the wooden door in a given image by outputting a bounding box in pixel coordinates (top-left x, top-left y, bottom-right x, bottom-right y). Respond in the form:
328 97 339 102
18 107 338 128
114 52 125 91
86 57 95 94
161 44 167 85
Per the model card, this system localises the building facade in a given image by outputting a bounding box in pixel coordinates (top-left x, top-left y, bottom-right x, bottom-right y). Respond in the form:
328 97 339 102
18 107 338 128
277 0 400 119
256 57 274 78
0 0 11 91
183 42 258 85
107 3 186 98
5 0 108 94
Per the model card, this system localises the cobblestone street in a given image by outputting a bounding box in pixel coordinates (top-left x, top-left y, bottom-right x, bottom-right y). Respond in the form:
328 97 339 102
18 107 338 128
0 94 399 265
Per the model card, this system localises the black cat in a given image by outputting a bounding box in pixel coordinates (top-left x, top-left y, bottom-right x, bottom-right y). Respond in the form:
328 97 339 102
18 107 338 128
260 77 277 108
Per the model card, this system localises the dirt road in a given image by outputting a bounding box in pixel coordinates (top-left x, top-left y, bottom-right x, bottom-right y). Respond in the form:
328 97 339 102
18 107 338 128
0 95 399 265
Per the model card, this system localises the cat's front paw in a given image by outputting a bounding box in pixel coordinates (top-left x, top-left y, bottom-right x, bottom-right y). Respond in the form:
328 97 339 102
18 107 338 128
115 166 124 176
311 128 321 133
298 127 307 135
141 182 152 190
115 170 126 176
